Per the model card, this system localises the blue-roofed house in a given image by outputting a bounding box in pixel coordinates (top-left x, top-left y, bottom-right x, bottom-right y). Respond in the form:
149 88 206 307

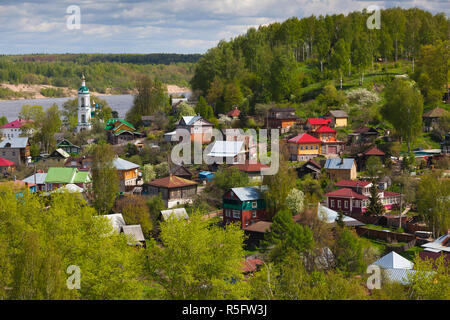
324 158 357 181
222 186 267 228
0 137 31 165
176 115 213 143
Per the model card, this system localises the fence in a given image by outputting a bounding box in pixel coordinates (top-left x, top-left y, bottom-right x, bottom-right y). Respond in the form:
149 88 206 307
355 226 416 244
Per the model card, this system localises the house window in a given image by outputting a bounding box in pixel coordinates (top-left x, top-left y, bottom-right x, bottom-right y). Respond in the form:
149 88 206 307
225 209 231 217
337 200 341 208
252 210 257 218
330 199 335 208
252 201 257 209
344 201 348 208
232 210 240 219
316 145 318 149
300 146 303 150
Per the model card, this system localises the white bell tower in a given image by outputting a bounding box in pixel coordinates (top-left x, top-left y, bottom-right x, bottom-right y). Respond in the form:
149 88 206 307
76 74 92 132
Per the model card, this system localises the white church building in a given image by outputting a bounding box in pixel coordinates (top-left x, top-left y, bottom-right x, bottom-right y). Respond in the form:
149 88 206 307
77 75 92 132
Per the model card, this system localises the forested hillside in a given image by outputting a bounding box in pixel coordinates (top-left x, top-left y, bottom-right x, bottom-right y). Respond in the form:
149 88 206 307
191 7 449 115
0 53 199 96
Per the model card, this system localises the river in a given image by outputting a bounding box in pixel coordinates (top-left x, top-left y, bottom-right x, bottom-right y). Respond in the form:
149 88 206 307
0 94 136 120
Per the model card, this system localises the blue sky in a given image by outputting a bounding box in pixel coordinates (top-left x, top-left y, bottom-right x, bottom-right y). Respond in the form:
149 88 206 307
0 0 448 54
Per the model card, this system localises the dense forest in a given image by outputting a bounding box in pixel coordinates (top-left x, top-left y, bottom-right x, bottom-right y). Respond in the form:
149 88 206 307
0 54 199 96
191 7 449 115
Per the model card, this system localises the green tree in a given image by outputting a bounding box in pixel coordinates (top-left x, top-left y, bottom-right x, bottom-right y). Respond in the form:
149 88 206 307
195 96 214 119
126 76 168 126
330 39 349 89
366 156 384 180
381 78 423 152
146 213 248 299
142 164 156 183
285 188 305 215
333 227 366 276
92 143 119 214
366 182 385 216
114 195 153 236
416 172 450 238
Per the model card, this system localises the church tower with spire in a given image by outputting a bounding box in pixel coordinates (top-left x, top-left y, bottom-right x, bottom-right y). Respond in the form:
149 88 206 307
76 74 92 132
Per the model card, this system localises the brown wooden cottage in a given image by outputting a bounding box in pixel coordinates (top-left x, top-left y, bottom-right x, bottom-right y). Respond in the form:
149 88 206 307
142 174 198 208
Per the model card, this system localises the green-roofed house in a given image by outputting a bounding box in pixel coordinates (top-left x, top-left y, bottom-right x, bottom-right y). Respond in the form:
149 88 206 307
56 139 81 155
45 167 91 191
105 118 143 145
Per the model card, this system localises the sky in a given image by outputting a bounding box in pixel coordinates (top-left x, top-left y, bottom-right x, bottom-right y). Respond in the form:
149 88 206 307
0 0 448 54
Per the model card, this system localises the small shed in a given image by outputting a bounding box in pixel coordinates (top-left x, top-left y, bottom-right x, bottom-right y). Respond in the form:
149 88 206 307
121 225 146 247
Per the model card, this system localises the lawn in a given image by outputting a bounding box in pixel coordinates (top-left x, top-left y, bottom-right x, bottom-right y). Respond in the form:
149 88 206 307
399 246 423 261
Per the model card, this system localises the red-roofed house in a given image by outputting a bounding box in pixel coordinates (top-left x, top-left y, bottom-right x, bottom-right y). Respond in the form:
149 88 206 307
0 157 15 177
325 186 402 214
0 119 33 139
227 106 241 119
335 180 372 195
143 174 198 208
312 125 345 155
357 146 386 170
242 258 264 274
287 133 322 161
232 161 269 182
305 118 331 131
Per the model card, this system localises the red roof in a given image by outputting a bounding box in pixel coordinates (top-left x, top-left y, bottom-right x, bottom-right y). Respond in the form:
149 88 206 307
364 146 385 156
242 258 264 273
147 174 197 188
382 190 402 197
315 125 336 133
0 119 30 129
325 188 368 200
227 107 241 117
307 118 331 126
335 180 371 188
288 133 322 144
0 157 15 167
233 161 269 173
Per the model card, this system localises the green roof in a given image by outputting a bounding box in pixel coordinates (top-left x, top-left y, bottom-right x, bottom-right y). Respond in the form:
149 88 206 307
105 118 136 131
45 167 91 184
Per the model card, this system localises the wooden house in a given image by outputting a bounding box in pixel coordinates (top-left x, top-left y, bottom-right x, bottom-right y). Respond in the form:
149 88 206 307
325 110 348 127
324 158 357 181
105 118 143 145
296 159 322 179
0 137 31 165
222 186 267 229
170 165 193 180
56 139 81 155
422 107 449 132
143 175 198 208
176 116 213 143
113 157 140 192
287 133 322 161
266 107 298 134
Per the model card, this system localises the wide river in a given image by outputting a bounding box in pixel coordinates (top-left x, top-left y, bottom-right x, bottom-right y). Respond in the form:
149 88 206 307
0 94 136 120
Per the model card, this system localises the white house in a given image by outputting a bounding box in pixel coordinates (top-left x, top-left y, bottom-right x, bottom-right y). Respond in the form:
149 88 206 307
0 119 33 139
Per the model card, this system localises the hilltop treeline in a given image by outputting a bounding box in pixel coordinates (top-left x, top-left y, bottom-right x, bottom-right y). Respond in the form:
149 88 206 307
191 7 449 114
12 53 202 65
0 54 199 94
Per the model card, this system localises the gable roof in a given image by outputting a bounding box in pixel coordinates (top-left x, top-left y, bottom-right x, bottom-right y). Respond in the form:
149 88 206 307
51 148 70 158
147 174 197 188
105 118 136 131
353 127 379 134
57 139 80 149
160 208 189 221
335 180 371 188
113 157 140 171
170 165 192 177
373 251 414 270
324 158 355 170
232 161 269 173
317 204 365 226
288 133 322 144
0 119 30 129
0 137 29 149
103 213 126 234
324 188 368 200
230 186 263 201
45 167 91 184
327 110 348 118
307 118 331 126
180 115 201 126
423 107 449 118
121 225 145 244
315 125 336 133
227 107 241 117
23 173 47 185
364 146 386 156
207 140 244 158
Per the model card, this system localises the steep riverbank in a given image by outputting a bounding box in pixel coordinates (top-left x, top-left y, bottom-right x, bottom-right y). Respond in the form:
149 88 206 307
0 83 191 101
